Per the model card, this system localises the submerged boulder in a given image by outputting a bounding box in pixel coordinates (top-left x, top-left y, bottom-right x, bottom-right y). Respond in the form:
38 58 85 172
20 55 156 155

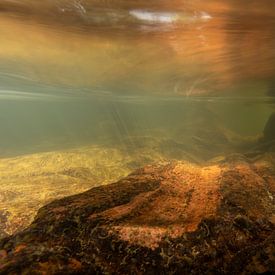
0 159 274 274
264 112 275 142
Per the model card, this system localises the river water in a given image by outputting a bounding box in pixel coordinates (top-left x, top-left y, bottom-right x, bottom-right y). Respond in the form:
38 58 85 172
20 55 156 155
0 1 275 235
0 0 275 234
0 0 275 157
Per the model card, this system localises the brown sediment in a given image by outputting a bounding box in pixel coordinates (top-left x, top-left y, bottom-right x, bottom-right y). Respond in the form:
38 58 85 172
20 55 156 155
0 144 157 236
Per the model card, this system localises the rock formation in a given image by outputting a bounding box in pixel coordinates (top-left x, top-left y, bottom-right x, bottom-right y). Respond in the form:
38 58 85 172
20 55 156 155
264 112 275 142
0 157 274 274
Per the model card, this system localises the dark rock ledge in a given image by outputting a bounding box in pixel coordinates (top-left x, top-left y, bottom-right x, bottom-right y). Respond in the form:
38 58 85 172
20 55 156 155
0 159 274 274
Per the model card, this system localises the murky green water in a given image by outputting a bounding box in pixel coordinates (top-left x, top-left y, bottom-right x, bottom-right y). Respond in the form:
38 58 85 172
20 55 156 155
0 0 275 158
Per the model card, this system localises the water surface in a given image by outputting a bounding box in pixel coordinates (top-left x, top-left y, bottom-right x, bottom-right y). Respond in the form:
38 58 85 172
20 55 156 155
0 0 274 158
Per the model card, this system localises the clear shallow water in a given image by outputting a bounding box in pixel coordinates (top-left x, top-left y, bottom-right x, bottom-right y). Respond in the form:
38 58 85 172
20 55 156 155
0 0 274 158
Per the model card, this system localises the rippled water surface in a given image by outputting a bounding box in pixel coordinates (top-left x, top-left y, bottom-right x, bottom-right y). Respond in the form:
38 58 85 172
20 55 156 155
0 0 274 157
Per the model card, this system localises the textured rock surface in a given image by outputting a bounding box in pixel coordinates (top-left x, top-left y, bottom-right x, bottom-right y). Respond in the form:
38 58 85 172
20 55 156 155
0 124 242 237
0 158 274 274
0 144 164 237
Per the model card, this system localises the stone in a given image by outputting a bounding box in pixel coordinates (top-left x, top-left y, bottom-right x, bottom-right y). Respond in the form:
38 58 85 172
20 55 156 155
0 159 274 274
264 112 275 141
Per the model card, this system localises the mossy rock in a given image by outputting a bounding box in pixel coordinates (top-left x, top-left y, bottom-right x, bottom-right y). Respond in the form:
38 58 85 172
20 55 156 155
0 160 274 274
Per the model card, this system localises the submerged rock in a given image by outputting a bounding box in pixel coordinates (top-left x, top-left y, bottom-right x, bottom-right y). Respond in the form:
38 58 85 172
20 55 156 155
0 211 9 240
264 112 275 142
0 160 274 274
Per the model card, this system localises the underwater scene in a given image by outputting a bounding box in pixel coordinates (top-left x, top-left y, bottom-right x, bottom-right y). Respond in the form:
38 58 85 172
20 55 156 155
0 0 274 274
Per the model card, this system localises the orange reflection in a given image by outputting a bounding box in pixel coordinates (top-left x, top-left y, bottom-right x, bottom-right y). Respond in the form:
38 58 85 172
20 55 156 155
0 0 274 96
